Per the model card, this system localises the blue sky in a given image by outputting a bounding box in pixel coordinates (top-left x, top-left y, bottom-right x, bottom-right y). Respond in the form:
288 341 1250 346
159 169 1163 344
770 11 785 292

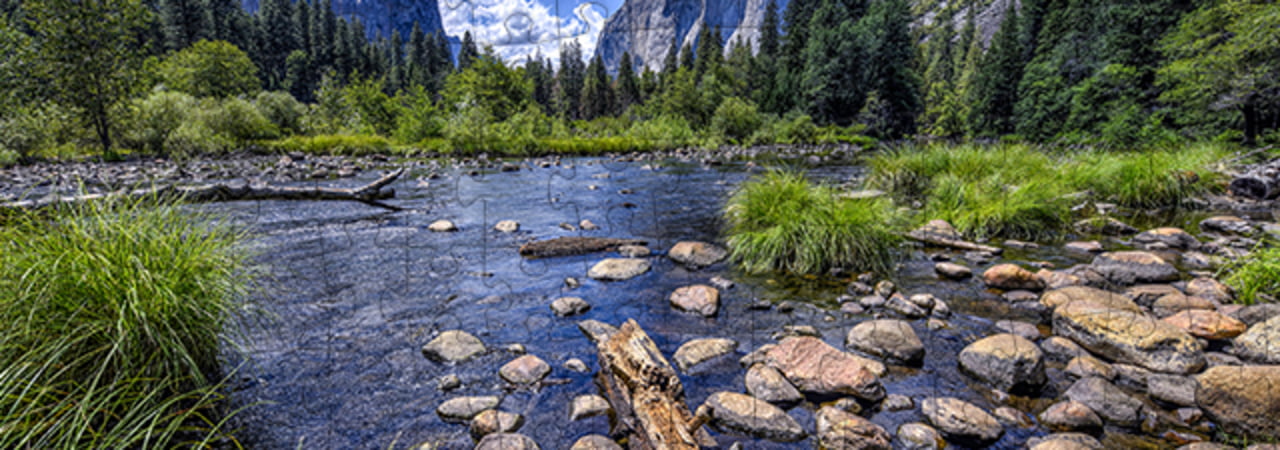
440 0 625 66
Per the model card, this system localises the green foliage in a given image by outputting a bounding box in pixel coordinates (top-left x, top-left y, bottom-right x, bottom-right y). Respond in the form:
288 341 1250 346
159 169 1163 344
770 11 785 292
710 97 763 143
340 75 397 135
0 196 249 448
254 90 305 134
159 39 259 98
624 114 695 147
199 97 279 143
0 103 81 160
922 172 1071 240
724 170 904 275
265 134 393 155
1224 247 1280 305
443 54 532 123
800 0 868 126
864 0 921 138
968 1 1023 137
1066 144 1230 209
126 90 197 154
393 85 444 144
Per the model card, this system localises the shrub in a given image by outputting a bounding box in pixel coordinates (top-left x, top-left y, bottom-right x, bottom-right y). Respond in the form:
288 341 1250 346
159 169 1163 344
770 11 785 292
1065 144 1230 208
724 171 904 275
265 134 393 155
158 40 260 98
0 196 249 447
922 173 1072 240
0 103 81 160
710 97 763 143
393 86 444 144
341 76 398 135
1224 247 1280 305
126 90 196 155
254 91 305 134
624 114 694 148
199 97 280 144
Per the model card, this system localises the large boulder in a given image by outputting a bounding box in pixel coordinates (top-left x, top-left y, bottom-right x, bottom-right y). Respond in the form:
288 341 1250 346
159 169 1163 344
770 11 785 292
758 337 886 401
673 338 737 372
667 241 728 269
845 319 925 365
1090 251 1180 285
1163 310 1247 340
587 258 651 281
1063 377 1143 426
1040 286 1142 313
815 406 892 449
920 397 1004 445
470 409 524 440
1196 365 1280 439
694 392 805 442
983 264 1046 291
1233 315 1280 363
745 364 803 405
1053 301 1205 374
1200 215 1254 235
421 330 486 363
958 333 1045 392
669 285 720 317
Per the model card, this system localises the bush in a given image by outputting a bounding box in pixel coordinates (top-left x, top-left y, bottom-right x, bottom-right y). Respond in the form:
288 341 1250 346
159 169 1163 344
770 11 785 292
1065 144 1230 208
0 103 81 160
710 97 763 143
624 114 694 148
1224 247 1280 305
198 97 280 144
254 91 305 134
393 86 444 144
922 173 1072 240
158 40 260 98
0 196 249 447
126 90 196 155
265 134 393 156
724 171 905 275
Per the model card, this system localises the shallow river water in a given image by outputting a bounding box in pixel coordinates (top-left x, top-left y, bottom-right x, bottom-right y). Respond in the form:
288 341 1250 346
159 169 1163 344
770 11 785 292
212 152 1210 449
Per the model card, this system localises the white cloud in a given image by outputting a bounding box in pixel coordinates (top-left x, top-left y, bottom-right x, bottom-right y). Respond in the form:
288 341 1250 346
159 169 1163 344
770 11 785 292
441 0 609 67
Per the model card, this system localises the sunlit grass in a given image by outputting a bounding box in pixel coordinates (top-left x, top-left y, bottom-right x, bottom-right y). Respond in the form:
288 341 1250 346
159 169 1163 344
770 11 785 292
0 196 251 448
1223 246 1280 305
724 171 905 275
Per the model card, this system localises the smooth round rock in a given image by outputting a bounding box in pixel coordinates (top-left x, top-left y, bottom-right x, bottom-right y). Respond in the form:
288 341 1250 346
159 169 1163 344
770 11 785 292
1063 377 1143 426
1040 286 1141 313
894 422 943 450
569 395 610 421
1196 365 1280 439
550 296 591 317
667 241 728 268
983 264 1046 290
745 364 802 405
845 319 925 365
1163 309 1247 340
935 262 972 280
475 433 539 450
470 409 523 440
422 330 486 363
1091 251 1180 284
921 397 1004 444
588 258 651 281
958 333 1045 392
669 284 720 317
674 338 737 372
1053 301 1205 374
815 406 891 449
493 220 519 233
437 396 500 421
1039 400 1102 431
499 355 550 385
428 219 458 232
570 435 622 450
1233 315 1280 363
695 391 806 442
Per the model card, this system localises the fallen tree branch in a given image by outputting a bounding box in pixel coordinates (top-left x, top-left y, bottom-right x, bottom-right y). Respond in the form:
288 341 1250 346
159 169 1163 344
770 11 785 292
902 230 1004 254
1 169 405 211
518 236 647 258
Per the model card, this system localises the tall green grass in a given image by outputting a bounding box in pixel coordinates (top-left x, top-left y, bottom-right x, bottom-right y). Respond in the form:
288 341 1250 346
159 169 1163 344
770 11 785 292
724 171 905 275
1223 247 1280 305
1065 143 1230 208
0 196 250 448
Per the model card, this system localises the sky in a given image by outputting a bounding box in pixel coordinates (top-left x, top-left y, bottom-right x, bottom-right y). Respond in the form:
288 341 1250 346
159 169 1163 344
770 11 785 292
440 0 625 67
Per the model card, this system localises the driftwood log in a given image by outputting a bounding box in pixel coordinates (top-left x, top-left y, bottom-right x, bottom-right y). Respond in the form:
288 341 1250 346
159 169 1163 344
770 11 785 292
595 320 714 449
1230 164 1280 200
903 229 1003 254
518 236 647 258
1 169 405 211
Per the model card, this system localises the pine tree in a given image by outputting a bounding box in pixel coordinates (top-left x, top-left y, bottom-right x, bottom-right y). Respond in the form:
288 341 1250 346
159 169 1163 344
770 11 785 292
616 51 641 111
580 53 614 119
159 0 207 51
661 38 678 82
694 22 722 76
309 0 335 69
257 0 298 89
935 3 979 137
920 4 956 135
458 30 479 70
800 0 866 125
866 0 921 138
555 41 585 119
525 54 554 113
968 1 1023 136
294 0 311 58
387 30 404 93
754 0 782 113
429 31 452 91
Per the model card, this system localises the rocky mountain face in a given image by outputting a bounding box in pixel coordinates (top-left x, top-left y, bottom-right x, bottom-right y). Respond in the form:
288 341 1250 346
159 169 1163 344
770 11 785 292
241 0 446 40
595 0 1017 74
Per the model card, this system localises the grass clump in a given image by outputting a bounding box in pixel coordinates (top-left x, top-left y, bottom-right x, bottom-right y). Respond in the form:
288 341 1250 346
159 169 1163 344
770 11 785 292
724 171 905 275
1066 143 1230 208
1223 246 1280 305
0 196 250 448
266 133 395 156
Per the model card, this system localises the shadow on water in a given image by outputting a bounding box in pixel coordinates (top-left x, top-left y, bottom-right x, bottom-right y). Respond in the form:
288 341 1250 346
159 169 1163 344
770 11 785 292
213 155 1188 449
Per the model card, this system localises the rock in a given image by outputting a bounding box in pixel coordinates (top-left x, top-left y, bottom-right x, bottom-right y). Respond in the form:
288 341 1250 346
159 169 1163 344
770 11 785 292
710 276 734 290
759 337 886 401
1040 400 1102 431
669 285 720 317
916 219 963 239
1201 216 1254 235
470 409 523 440
745 364 803 404
935 262 972 280
874 280 896 297
859 295 887 308
841 302 867 315
564 358 588 373
1005 239 1039 249
1233 315 1280 363
438 374 462 391
1039 269 1084 290
569 395 611 421
908 293 938 310
1178 445 1234 450
674 338 737 372
695 392 806 442
1065 355 1116 380
587 258 651 281
931 299 952 318
1003 289 1039 302
570 435 622 450
616 244 649 257
428 219 457 232
885 293 929 318
1053 301 1205 373
1206 351 1244 367
1126 284 1184 306
1074 217 1138 236
579 219 599 231
1040 286 1141 313
1163 310 1248 339
1186 277 1234 303
577 320 619 344
1196 365 1280 439
814 406 892 450
1027 433 1104 450
995 320 1042 341
1148 374 1198 407
1063 377 1143 426
1041 336 1090 362
1065 241 1104 253
1135 227 1200 250
895 422 943 450
993 406 1030 427
550 296 590 317
499 355 550 385
847 281 874 296
475 433 539 450
1112 363 1152 390
1091 251 1181 284
845 319 925 365
958 333 1045 392
422 330 486 363
920 397 1004 445
667 241 728 269
436 396 500 421
493 220 519 233
883 394 914 411
1234 304 1280 326
1152 294 1217 318
983 264 1046 290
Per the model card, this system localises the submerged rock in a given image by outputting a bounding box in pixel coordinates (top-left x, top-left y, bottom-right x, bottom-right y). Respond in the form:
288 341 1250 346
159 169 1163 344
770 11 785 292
669 284 720 317
815 406 892 450
587 258 651 281
499 355 550 385
550 296 591 317
958 333 1046 392
921 397 1004 445
422 330 486 363
667 241 728 268
935 262 972 280
695 391 806 442
569 395 611 421
493 220 519 233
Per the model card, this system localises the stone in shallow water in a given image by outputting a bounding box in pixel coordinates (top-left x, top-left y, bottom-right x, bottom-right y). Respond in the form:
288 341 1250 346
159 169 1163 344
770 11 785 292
745 364 802 405
577 319 618 345
814 406 891 449
759 336 886 401
667 241 728 268
469 409 523 440
1090 251 1180 284
1134 227 1200 250
587 258 650 281
570 435 621 450
421 330 486 363
958 333 1045 392
428 219 457 232
845 319 924 365
920 397 1003 445
1063 377 1142 426
1027 433 1103 450
569 395 610 421
1040 286 1140 312
475 433 539 450
1039 400 1102 431
1196 365 1280 439
935 262 972 280
1233 315 1280 364
895 422 943 450
1053 301 1205 373
669 284 720 317
550 296 590 317
499 355 550 385
695 391 806 442
983 264 1046 290
493 220 519 233
1163 309 1247 340
673 338 737 372
436 396 499 421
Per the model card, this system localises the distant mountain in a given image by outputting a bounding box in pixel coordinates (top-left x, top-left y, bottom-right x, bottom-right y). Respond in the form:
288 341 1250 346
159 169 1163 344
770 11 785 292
595 0 1019 74
241 0 446 40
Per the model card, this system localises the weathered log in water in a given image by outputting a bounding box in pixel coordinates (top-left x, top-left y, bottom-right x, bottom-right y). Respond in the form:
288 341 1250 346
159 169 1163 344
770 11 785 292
594 319 714 449
903 230 1003 254
1 169 405 211
1228 151 1280 200
518 236 647 258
